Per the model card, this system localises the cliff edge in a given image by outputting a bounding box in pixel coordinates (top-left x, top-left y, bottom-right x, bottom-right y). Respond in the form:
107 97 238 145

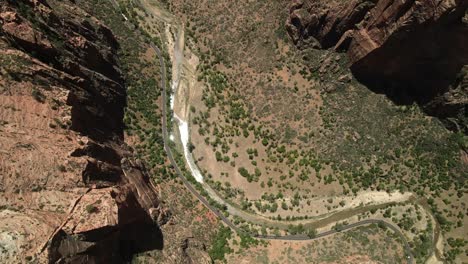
287 0 468 132
0 0 163 262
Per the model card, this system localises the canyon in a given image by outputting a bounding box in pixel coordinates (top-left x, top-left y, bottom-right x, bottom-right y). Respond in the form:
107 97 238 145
0 0 466 263
287 0 468 133
0 0 163 262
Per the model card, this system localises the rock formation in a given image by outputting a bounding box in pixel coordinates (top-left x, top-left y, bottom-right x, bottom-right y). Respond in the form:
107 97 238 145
0 0 163 262
287 0 468 132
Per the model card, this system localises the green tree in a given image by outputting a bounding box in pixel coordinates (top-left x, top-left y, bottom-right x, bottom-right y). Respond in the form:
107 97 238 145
209 226 233 261
307 228 317 238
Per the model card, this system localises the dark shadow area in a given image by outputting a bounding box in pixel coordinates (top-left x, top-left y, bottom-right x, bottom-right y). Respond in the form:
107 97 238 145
48 200 163 264
119 221 164 261
71 142 122 166
350 18 468 133
67 83 126 142
82 160 123 185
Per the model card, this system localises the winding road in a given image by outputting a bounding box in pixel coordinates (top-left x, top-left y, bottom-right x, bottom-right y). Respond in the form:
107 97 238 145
109 0 414 262
152 32 414 264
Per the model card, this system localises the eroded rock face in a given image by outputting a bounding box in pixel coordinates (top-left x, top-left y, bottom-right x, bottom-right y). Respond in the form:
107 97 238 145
0 0 162 262
287 0 468 132
178 238 212 264
427 65 468 132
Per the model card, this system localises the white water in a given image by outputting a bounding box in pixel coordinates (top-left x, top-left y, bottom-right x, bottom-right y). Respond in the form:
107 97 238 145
169 81 179 111
174 114 204 183
169 27 204 183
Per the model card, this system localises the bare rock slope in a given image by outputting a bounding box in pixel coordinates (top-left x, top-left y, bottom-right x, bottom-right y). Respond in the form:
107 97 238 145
0 0 163 262
287 0 468 132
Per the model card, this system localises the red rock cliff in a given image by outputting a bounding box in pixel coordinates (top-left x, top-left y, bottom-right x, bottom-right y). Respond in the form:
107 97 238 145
287 0 468 132
0 0 163 262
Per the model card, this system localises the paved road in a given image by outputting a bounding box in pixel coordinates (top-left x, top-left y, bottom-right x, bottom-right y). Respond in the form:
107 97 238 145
152 41 414 263
108 1 414 263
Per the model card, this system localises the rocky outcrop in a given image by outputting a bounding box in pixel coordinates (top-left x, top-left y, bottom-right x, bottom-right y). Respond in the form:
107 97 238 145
177 238 212 264
0 0 163 262
287 0 468 132
427 65 468 132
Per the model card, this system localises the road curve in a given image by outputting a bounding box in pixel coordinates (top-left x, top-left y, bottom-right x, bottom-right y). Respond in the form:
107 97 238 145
108 0 414 263
153 38 414 263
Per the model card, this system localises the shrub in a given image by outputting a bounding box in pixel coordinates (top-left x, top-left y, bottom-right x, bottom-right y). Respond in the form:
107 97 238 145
307 228 317 238
57 165 66 172
239 233 259 249
209 226 233 261
215 151 223 162
188 142 195 152
238 167 254 182
32 89 45 102
85 204 98 214
238 167 249 177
